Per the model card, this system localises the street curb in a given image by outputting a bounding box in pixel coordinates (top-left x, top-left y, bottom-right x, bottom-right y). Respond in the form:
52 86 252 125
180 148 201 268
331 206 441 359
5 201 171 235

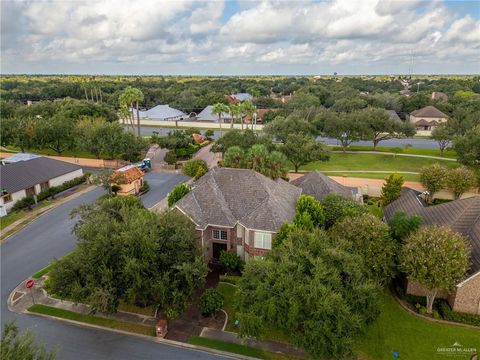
1 185 97 243
25 310 257 360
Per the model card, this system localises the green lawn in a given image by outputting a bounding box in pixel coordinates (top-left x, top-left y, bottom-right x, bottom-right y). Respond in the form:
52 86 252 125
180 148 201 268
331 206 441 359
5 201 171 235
330 145 457 158
301 153 458 178
188 336 298 360
354 291 480 360
4 146 97 159
28 304 155 337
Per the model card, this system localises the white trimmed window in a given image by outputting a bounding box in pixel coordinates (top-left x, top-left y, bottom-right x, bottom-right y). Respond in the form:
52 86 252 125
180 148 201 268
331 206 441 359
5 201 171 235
212 229 228 241
254 231 272 250
2 194 12 203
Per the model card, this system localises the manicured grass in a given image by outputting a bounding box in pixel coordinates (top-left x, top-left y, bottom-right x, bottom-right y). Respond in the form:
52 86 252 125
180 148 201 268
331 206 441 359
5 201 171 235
188 336 298 360
32 250 77 279
323 171 421 182
301 153 458 174
217 284 291 344
366 199 383 218
118 301 155 317
5 146 97 159
330 145 457 158
0 210 29 230
354 291 480 360
28 304 156 337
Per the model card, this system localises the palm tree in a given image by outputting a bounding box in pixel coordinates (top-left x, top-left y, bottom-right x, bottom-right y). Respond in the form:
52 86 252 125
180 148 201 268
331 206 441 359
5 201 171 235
229 103 241 129
119 86 144 136
212 103 229 130
242 100 256 130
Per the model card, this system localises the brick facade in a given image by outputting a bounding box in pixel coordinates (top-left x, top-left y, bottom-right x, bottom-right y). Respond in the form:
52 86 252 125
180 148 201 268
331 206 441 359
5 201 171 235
406 273 480 315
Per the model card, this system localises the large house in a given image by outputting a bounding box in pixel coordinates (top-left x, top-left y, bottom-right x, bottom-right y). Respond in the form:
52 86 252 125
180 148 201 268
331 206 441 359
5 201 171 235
0 156 83 215
133 105 186 121
384 189 480 315
409 105 448 131
174 168 360 261
196 105 233 123
225 93 253 104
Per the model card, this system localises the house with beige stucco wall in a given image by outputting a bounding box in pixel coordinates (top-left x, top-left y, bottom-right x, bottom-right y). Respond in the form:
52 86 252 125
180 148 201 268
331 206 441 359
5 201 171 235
408 105 448 131
384 189 480 315
110 165 144 196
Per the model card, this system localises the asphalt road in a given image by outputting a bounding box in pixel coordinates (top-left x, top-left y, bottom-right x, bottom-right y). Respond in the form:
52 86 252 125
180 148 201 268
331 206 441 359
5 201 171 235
138 126 440 149
1 172 227 360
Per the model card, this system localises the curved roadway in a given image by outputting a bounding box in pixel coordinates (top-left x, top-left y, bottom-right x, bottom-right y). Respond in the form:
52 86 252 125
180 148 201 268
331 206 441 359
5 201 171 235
1 172 228 359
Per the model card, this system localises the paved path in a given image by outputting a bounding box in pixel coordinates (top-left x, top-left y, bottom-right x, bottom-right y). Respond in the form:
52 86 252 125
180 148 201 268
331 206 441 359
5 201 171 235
331 150 456 161
1 172 227 360
193 143 219 169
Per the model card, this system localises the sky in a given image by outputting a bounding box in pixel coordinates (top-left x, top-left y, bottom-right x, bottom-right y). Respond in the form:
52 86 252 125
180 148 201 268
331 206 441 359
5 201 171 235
1 0 479 75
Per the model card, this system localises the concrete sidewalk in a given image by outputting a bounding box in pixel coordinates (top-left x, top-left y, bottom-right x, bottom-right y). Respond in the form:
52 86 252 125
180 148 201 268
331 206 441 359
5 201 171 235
9 276 157 327
193 143 220 169
200 327 306 358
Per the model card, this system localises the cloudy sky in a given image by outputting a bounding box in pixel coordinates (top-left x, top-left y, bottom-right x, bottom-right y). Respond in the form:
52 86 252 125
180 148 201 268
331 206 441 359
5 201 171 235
1 0 479 75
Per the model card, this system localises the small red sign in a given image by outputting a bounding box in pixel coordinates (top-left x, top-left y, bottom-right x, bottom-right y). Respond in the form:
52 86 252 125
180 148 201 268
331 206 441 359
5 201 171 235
25 279 34 289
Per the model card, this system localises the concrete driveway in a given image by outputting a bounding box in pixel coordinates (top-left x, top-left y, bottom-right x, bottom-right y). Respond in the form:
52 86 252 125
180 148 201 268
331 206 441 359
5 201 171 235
1 172 226 360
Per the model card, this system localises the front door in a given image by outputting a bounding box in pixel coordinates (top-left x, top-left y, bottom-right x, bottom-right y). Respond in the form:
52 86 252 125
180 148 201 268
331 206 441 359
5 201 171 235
212 242 227 260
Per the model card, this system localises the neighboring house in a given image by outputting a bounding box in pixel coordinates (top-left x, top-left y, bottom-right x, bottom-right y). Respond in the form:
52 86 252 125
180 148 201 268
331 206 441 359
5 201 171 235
133 105 186 121
0 157 83 215
399 89 411 97
384 189 480 315
174 168 360 261
196 105 233 123
291 171 362 202
110 165 144 196
385 109 401 122
243 108 273 124
225 93 253 104
409 105 448 131
431 92 448 101
0 152 41 165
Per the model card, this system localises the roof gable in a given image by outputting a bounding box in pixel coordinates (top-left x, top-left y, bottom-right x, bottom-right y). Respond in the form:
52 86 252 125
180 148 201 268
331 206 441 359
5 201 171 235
410 105 448 118
291 171 354 200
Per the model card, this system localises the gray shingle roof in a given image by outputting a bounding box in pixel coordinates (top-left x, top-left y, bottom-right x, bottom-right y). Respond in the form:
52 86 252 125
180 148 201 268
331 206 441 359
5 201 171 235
135 105 186 120
384 189 480 276
291 171 355 200
0 157 82 194
232 93 253 101
175 167 301 232
385 110 401 122
196 105 232 122
410 105 448 118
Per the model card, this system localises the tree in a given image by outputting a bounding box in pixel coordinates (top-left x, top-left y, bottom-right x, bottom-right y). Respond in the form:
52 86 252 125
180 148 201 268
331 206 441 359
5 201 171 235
445 166 476 199
229 103 242 129
223 146 245 168
320 193 367 229
119 86 144 136
242 100 257 130
295 195 325 228
120 132 147 162
1 320 56 360
236 228 379 359
359 107 416 149
431 124 453 156
264 114 316 143
167 183 191 207
281 134 330 172
264 150 289 180
47 197 207 313
36 115 76 155
388 211 422 243
211 129 268 154
199 289 224 317
419 164 447 203
212 102 229 130
182 159 208 178
164 151 178 169
453 126 480 166
91 169 114 195
381 173 404 205
400 226 470 313
322 111 366 152
330 214 397 285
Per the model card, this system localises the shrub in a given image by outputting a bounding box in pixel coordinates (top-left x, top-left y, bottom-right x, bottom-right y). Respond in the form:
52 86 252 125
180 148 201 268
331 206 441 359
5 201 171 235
195 166 207 180
438 300 480 326
140 180 150 194
219 274 241 286
205 129 214 138
164 151 178 168
167 183 191 207
111 184 121 195
320 193 367 228
199 289 224 316
219 251 242 273
182 159 208 178
11 196 35 212
165 308 179 320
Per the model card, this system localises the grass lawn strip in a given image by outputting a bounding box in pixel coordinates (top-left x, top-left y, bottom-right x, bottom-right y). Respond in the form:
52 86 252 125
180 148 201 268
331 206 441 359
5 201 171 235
330 145 457 158
188 336 299 360
354 291 480 360
28 304 155 337
301 153 458 174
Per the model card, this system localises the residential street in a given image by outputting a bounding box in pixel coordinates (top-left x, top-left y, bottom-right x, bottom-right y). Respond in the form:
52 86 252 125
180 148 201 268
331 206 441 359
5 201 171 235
1 172 227 360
